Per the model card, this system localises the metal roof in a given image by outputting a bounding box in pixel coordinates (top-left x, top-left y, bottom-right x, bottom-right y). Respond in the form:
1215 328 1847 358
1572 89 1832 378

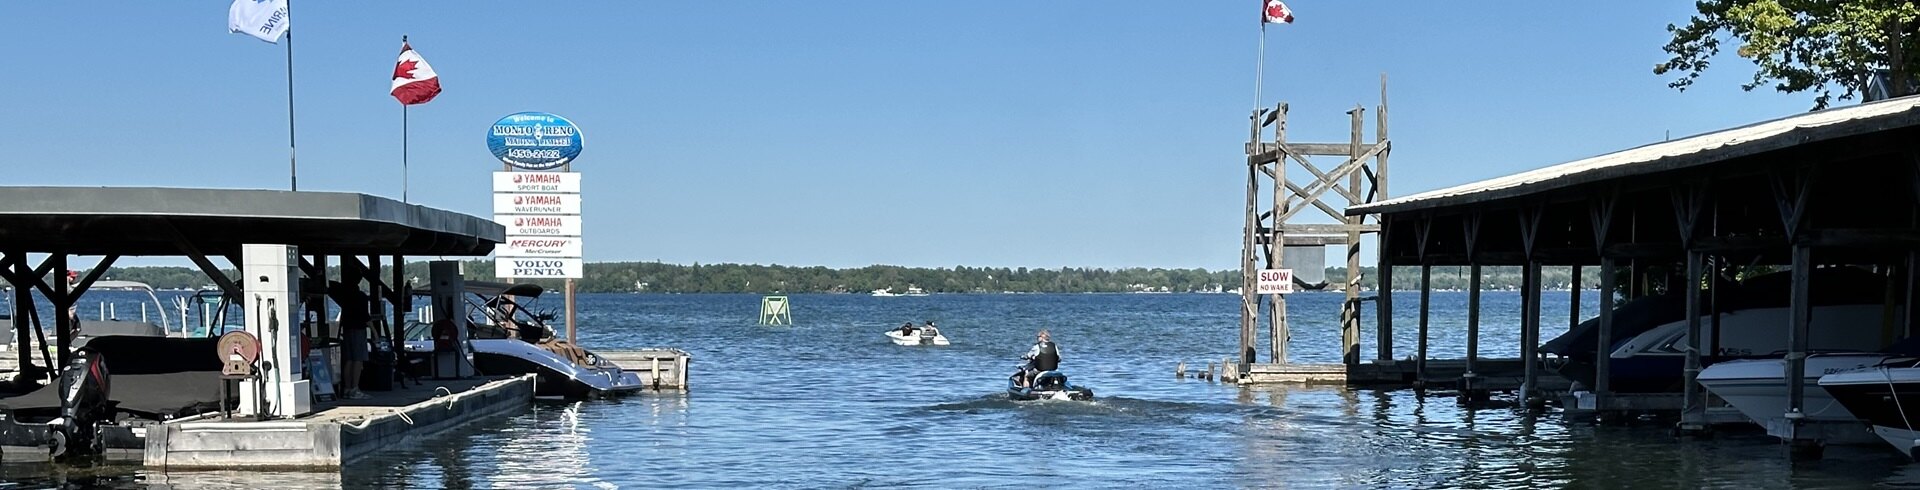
0 187 503 256
1350 95 1920 216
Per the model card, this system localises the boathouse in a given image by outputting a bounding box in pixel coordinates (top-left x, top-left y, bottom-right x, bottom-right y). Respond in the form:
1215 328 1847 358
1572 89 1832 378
1347 95 1920 445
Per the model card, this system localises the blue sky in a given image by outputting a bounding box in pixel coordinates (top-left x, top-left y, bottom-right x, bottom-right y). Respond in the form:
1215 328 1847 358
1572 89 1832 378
1 2 1813 270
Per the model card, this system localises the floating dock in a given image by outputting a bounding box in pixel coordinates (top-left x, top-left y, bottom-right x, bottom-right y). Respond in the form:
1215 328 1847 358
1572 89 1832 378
601 349 692 390
144 374 534 469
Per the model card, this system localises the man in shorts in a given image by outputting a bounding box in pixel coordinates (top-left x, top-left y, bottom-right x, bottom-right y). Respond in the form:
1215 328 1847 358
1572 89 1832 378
327 281 374 400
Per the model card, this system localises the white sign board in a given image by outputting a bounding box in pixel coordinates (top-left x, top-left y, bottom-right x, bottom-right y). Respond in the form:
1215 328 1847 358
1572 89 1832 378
501 236 584 257
493 171 582 193
1256 269 1294 295
492 193 582 215
496 257 584 278
495 215 583 237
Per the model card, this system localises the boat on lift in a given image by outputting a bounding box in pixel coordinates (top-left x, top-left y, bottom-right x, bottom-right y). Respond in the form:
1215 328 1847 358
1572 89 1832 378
403 282 648 399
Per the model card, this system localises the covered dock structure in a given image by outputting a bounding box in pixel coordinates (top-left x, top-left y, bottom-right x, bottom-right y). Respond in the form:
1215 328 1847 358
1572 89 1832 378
0 186 531 467
1348 95 1920 447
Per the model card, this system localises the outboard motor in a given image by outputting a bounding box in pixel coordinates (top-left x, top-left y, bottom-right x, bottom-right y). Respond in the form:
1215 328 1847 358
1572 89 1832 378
48 348 110 460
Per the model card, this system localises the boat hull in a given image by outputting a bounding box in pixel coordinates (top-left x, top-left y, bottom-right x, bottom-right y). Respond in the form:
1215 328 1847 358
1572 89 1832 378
1697 354 1893 445
884 331 949 346
469 339 646 399
1820 366 1920 456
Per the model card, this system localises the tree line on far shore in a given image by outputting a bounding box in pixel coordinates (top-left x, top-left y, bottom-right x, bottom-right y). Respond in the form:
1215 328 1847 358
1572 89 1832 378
92 261 1606 294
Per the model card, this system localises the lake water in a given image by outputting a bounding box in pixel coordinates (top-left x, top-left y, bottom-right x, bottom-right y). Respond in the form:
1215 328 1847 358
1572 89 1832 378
10 291 1920 488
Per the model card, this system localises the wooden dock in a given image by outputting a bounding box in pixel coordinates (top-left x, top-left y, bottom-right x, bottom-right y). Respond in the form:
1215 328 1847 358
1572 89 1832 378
1227 358 1572 392
600 348 691 390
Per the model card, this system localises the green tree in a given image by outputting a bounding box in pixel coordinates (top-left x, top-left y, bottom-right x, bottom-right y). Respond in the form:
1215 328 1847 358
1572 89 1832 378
1656 1 1920 108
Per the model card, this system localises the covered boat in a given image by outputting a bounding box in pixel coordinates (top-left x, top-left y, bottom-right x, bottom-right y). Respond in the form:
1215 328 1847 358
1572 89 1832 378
1697 353 1902 445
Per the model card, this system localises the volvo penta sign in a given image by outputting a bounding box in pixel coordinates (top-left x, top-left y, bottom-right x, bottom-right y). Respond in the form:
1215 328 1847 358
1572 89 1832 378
497 258 582 278
487 112 583 170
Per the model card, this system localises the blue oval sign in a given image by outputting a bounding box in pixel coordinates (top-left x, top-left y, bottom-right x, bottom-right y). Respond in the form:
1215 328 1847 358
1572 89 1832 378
487 112 584 170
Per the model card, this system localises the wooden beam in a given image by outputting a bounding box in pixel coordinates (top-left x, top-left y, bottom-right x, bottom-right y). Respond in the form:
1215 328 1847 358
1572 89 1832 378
67 255 120 300
1282 143 1389 221
160 219 241 299
1280 223 1380 234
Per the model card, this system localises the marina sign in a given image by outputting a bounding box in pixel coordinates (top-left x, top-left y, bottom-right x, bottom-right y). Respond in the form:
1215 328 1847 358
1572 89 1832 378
1256 269 1294 295
500 236 584 257
487 112 584 170
495 215 582 237
496 257 582 278
492 192 582 215
492 171 581 193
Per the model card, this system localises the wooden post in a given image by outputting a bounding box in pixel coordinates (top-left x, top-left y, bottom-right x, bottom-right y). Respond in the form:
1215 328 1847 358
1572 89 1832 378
1785 244 1811 435
1597 256 1617 401
1522 259 1541 403
1417 263 1431 383
1239 109 1261 366
391 255 405 358
1415 217 1432 384
1569 265 1583 330
1680 250 1706 430
567 279 578 344
1270 106 1290 364
1376 220 1394 361
52 253 70 369
1466 264 1481 386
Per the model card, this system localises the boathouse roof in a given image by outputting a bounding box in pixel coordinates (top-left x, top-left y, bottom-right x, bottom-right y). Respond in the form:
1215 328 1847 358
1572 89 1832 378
0 187 503 256
1350 95 1920 216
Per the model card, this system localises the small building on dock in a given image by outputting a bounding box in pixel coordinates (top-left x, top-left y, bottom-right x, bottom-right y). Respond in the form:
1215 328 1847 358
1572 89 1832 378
0 186 571 468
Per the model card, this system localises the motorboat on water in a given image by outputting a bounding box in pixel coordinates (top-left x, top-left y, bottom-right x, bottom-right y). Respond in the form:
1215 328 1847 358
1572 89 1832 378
1697 353 1905 445
1007 370 1094 401
870 289 899 297
902 286 929 297
403 281 648 399
1819 359 1920 457
884 325 949 346
1544 267 1891 393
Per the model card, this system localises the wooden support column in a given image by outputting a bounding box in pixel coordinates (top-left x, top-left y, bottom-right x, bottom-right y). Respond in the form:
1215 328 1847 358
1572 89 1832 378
1771 167 1816 448
1597 257 1618 400
1674 182 1710 432
5 254 33 376
51 254 71 369
1462 213 1483 395
1415 217 1432 384
1518 206 1544 405
1239 108 1261 367
391 255 406 357
1377 219 1395 361
1569 265 1582 330
1269 108 1290 365
1786 244 1812 432
1589 192 1619 405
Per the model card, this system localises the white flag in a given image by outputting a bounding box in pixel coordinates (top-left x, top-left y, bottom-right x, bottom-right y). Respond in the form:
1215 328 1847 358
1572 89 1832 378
228 0 290 44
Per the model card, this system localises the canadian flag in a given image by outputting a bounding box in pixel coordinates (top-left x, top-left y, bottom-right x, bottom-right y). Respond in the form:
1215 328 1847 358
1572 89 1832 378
391 41 442 105
1263 0 1294 24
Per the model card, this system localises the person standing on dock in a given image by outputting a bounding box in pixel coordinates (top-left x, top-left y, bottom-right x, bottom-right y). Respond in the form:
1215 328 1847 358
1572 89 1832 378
326 281 373 400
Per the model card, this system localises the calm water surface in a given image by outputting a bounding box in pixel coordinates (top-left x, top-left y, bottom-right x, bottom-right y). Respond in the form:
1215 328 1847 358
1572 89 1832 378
10 291 1920 488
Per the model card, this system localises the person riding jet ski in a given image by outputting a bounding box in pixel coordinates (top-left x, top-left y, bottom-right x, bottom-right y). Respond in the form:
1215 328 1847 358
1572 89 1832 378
1015 329 1060 388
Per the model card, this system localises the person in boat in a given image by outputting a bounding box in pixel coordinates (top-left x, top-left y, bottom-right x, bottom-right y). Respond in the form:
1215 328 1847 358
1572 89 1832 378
1016 329 1061 388
898 322 916 336
922 321 938 335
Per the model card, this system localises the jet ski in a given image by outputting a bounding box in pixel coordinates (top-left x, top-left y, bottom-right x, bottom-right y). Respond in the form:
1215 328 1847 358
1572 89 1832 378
1008 370 1093 401
884 325 949 346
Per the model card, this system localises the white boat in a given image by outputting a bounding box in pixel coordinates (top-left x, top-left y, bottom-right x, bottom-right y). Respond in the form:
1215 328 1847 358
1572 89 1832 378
902 286 929 297
870 289 899 297
1696 353 1900 445
884 326 949 346
1820 360 1920 457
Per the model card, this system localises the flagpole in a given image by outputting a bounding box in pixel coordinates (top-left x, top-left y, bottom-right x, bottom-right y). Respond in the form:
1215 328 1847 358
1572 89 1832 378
404 102 410 203
1254 21 1266 112
284 0 298 192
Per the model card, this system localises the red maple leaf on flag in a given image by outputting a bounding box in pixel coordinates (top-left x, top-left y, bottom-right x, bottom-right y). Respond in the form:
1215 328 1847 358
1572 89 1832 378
393 59 419 80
